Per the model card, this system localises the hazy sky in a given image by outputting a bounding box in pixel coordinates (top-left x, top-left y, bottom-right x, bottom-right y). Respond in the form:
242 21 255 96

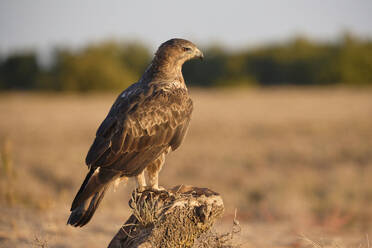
0 0 371 54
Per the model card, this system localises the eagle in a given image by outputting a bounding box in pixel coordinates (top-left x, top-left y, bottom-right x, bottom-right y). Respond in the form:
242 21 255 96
67 38 203 227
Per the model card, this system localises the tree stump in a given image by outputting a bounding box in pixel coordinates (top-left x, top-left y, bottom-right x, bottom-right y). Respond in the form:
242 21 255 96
108 185 224 248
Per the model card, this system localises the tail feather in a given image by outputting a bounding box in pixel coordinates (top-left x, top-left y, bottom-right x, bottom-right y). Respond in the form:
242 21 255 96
70 167 95 211
68 185 109 227
68 168 118 227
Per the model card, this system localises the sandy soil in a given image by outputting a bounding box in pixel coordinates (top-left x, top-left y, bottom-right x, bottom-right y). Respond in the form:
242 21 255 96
0 88 371 247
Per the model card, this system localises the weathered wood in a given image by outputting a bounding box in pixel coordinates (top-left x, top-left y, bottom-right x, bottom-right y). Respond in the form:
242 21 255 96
108 185 224 248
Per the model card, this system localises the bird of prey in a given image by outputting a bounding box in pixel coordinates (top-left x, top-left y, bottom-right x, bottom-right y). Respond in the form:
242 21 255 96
67 38 203 227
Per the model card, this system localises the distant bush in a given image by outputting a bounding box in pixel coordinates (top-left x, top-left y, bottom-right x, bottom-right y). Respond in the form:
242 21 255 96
47 41 151 92
0 33 371 91
183 33 372 87
0 52 40 90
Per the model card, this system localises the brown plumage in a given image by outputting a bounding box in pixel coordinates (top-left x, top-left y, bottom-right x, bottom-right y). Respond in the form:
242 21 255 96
67 38 203 227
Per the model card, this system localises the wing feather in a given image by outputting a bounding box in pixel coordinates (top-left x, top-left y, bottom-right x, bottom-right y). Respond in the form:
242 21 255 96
85 84 193 177
85 137 111 165
111 127 127 153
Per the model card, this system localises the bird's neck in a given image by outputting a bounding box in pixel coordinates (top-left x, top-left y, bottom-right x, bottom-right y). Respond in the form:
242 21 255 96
140 57 185 86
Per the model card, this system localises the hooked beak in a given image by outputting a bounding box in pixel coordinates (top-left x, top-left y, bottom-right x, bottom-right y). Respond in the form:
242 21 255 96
195 48 204 60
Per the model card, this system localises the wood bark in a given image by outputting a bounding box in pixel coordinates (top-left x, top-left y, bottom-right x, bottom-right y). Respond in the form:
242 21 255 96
108 185 224 248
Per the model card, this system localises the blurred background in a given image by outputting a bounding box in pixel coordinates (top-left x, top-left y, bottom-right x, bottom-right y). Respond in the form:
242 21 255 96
0 0 372 247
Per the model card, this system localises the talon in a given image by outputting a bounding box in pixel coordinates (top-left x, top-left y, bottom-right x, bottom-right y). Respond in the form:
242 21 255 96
150 185 166 192
137 186 147 192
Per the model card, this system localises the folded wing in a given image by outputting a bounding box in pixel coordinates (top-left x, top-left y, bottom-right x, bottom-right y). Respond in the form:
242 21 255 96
85 85 193 176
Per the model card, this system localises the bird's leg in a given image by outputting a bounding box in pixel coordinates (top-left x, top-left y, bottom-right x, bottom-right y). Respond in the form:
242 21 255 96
136 171 147 192
146 153 165 191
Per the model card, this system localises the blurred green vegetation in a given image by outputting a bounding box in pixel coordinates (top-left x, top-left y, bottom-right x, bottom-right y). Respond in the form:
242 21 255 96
0 33 371 91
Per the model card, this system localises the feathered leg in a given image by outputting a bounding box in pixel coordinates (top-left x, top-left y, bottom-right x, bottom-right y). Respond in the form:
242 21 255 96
146 153 166 190
136 170 147 192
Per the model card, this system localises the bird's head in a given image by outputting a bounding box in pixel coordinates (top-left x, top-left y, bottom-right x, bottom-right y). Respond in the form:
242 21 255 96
154 38 204 67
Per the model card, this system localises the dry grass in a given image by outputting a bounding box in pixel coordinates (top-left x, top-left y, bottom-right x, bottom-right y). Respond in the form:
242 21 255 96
32 236 48 248
129 190 162 228
0 87 371 247
300 234 371 248
194 210 242 248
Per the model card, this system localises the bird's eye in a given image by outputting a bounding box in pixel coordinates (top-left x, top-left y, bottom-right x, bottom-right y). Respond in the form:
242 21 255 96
183 47 192 52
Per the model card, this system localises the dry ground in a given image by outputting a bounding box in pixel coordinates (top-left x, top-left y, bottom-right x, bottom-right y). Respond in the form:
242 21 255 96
0 88 371 247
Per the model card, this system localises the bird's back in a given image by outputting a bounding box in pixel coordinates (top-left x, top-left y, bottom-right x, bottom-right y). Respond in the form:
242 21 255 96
86 81 193 173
